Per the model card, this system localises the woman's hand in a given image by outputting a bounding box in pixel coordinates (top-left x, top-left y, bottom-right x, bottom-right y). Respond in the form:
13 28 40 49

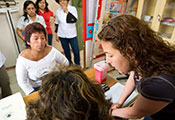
109 102 123 115
111 102 123 109
50 15 55 24
56 35 60 42
60 3 68 14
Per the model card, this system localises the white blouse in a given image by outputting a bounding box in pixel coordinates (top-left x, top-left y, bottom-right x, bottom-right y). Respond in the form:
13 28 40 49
17 14 46 30
16 47 69 95
55 5 77 38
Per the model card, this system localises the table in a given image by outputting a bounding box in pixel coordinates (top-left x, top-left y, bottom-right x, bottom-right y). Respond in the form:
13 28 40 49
23 68 117 104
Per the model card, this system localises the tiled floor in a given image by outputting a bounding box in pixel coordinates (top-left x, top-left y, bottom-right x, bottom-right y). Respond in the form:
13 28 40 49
6 68 26 97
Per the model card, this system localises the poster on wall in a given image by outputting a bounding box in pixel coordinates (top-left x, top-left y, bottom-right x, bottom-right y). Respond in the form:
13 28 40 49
83 0 98 68
83 0 97 41
90 0 138 66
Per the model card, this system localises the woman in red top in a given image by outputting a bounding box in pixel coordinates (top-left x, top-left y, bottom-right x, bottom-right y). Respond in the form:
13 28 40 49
36 0 55 45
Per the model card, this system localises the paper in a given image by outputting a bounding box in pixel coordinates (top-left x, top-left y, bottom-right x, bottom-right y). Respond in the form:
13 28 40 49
105 83 138 107
0 92 26 120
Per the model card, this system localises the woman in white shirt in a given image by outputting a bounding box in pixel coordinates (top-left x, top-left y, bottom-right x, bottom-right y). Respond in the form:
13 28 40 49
16 22 69 95
16 0 46 41
55 0 80 65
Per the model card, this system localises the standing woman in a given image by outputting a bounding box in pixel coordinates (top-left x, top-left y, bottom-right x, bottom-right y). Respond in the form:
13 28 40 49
55 0 80 65
98 15 175 119
16 23 69 95
16 0 46 41
35 0 55 45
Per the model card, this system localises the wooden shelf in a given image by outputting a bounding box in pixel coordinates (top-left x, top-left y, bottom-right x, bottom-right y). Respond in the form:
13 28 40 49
137 0 175 44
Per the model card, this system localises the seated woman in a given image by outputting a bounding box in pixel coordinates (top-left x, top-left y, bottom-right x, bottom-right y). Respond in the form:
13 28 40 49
26 65 112 120
16 0 46 41
16 22 69 95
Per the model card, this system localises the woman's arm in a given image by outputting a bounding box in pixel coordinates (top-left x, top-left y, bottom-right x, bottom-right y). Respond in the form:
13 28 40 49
112 94 169 119
16 28 25 41
16 57 34 95
112 71 136 108
50 14 56 24
54 48 69 66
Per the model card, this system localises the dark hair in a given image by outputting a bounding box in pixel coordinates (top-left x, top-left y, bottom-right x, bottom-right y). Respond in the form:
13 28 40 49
27 65 112 120
23 0 37 22
35 0 49 13
24 22 47 48
98 15 175 77
55 0 69 4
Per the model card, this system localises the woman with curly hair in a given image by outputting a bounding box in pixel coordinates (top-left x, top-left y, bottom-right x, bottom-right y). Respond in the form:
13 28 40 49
27 65 112 120
98 15 175 119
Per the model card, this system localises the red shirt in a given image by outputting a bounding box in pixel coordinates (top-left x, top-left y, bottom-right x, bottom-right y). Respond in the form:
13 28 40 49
38 9 54 34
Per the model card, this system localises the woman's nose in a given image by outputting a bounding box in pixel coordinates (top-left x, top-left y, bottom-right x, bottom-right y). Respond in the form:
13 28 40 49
105 57 111 64
38 38 42 43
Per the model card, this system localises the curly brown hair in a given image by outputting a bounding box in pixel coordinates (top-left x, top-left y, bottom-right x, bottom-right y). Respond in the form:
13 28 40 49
27 65 112 120
98 15 175 77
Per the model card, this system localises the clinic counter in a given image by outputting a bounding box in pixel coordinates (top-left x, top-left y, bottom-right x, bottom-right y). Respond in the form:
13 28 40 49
23 68 117 104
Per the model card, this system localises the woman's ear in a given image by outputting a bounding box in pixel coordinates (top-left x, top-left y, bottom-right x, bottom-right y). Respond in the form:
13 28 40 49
27 41 30 46
127 47 136 59
127 47 138 68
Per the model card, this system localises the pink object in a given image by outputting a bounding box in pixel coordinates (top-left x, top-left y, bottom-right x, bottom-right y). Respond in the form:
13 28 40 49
162 18 174 23
94 61 108 83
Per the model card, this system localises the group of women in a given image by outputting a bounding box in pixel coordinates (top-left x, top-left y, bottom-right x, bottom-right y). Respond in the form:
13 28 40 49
14 0 175 120
15 0 80 95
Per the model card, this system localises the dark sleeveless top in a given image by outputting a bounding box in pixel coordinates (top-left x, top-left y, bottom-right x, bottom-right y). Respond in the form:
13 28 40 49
134 73 175 120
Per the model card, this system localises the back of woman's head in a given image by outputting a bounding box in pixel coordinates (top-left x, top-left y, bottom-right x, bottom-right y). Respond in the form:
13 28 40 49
24 22 47 48
98 15 175 77
33 65 112 120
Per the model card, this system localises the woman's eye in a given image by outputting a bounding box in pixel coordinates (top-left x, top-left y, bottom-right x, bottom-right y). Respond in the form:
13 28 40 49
108 54 113 58
106 54 112 58
40 36 45 39
109 55 113 58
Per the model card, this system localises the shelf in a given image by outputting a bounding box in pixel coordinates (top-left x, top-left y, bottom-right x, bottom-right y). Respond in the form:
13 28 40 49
143 20 152 23
162 37 174 44
161 22 175 27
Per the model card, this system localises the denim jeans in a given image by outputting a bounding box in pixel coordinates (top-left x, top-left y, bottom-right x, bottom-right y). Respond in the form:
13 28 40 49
48 33 53 45
59 37 80 65
32 86 40 91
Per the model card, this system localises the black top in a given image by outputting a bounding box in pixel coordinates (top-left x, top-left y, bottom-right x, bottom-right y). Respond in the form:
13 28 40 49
134 73 175 120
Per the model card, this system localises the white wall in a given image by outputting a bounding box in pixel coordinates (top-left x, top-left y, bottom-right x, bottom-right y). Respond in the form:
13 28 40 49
0 0 64 67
